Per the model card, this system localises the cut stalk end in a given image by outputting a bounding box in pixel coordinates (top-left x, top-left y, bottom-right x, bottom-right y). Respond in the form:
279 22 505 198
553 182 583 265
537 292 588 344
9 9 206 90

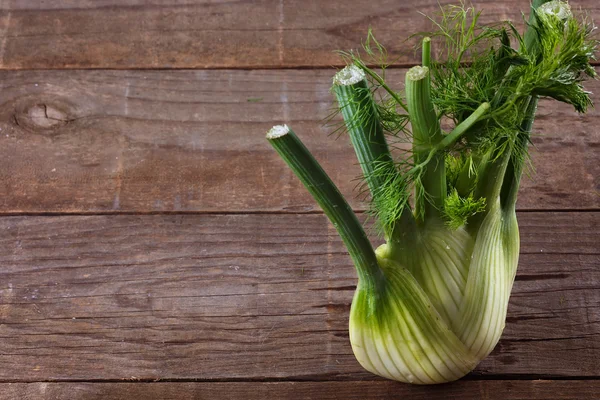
406 66 429 81
333 65 366 86
538 0 572 20
266 124 290 139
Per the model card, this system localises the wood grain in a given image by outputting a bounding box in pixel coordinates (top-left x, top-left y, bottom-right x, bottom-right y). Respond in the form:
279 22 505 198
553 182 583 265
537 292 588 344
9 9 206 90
0 69 598 213
2 0 598 395
4 0 599 69
0 213 597 381
2 381 600 400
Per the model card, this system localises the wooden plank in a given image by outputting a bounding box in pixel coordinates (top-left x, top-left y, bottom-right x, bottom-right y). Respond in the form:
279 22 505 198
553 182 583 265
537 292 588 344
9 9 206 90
4 0 598 69
0 212 597 381
0 69 597 213
2 381 600 400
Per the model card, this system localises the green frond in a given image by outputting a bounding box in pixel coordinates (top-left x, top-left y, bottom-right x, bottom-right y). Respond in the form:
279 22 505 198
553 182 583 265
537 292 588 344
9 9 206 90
444 189 487 229
367 159 412 235
523 5 598 112
328 0 595 234
363 28 389 67
446 152 477 196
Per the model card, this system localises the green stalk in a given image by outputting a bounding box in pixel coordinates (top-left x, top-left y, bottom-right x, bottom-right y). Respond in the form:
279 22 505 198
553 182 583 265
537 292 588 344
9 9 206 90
333 66 415 238
478 148 512 206
469 144 512 234
405 65 445 222
500 98 538 211
333 66 393 195
438 102 490 149
473 0 549 219
356 62 410 112
524 0 554 56
422 37 431 68
266 125 384 292
499 0 548 210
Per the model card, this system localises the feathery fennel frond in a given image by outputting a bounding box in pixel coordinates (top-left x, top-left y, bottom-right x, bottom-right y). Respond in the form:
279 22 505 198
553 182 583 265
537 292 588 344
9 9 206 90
444 189 486 229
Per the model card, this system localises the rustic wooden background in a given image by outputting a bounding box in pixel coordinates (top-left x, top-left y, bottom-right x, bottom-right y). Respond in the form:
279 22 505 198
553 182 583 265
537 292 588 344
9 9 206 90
0 1 598 399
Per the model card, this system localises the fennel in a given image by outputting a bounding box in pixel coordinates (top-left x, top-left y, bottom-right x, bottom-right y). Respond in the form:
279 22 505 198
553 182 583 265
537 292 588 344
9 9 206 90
266 0 596 384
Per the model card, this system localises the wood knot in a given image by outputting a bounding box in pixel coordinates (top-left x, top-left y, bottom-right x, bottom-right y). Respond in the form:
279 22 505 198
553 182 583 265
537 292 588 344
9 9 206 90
10 98 76 134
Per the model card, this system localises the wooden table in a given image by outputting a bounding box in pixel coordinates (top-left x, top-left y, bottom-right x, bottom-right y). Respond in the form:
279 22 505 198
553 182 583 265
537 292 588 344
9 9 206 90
0 1 598 399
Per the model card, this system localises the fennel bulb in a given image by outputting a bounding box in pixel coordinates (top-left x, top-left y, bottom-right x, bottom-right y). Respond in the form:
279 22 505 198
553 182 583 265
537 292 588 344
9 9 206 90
267 0 596 384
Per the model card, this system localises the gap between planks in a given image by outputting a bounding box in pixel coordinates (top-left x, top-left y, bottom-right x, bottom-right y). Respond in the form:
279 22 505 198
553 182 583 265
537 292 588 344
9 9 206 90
2 375 600 384
0 209 597 217
2 61 600 72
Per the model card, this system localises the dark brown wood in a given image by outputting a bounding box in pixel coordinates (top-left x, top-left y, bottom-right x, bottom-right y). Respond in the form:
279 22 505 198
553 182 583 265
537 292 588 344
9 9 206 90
1 0 598 396
4 0 597 69
0 69 598 213
0 212 597 381
2 381 600 400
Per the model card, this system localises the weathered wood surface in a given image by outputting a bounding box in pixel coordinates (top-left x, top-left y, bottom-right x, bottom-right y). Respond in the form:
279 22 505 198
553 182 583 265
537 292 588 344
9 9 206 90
1 0 598 396
4 0 598 70
0 69 598 213
0 213 597 381
2 381 600 400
